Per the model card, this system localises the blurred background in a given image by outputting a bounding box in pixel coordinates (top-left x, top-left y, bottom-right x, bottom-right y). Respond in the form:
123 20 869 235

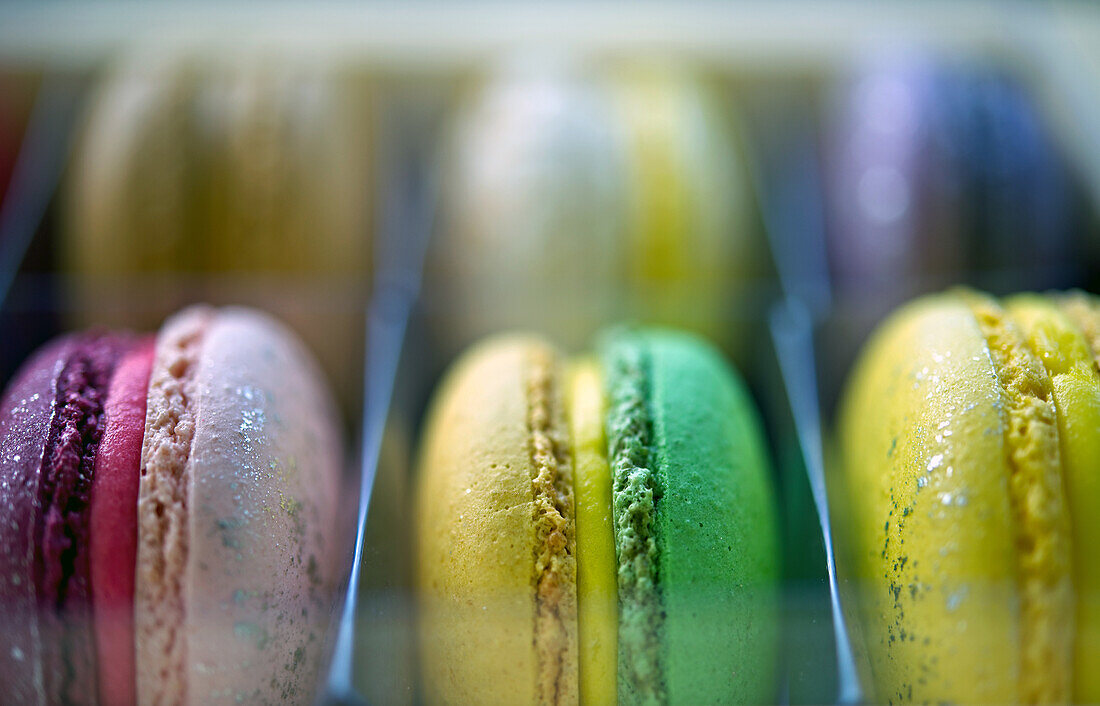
0 2 1097 704
1 2 1098 390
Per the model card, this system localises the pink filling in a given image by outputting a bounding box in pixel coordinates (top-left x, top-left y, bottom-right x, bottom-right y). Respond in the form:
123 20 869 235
89 338 154 706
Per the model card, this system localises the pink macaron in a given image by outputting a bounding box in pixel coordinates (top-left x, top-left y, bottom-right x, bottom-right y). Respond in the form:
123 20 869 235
0 305 343 705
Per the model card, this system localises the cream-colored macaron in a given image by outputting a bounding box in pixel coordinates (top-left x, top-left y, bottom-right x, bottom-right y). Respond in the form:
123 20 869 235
427 60 763 362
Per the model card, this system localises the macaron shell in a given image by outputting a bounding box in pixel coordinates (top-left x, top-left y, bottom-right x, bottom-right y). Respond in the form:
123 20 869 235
838 295 1021 703
1061 293 1100 372
416 335 575 706
0 338 71 705
608 329 780 704
68 52 374 281
195 60 373 415
90 339 154 706
0 334 131 706
183 307 342 704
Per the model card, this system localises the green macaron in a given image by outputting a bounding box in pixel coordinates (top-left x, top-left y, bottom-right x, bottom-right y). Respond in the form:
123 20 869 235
416 327 780 705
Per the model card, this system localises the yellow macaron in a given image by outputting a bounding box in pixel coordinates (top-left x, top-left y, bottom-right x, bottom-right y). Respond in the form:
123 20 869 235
838 289 1100 703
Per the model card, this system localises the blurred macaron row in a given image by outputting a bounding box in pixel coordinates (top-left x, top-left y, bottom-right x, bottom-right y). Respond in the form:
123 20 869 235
1 49 1094 396
424 53 1096 380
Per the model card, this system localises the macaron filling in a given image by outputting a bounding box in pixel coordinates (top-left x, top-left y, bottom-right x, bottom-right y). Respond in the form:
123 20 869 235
90 340 154 706
568 358 617 706
38 335 132 705
135 307 213 705
526 346 578 705
1010 296 1100 702
965 294 1073 703
603 342 666 704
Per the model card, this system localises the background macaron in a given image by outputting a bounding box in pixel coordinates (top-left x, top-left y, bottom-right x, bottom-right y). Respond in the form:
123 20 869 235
424 59 767 368
824 54 1081 296
63 50 373 417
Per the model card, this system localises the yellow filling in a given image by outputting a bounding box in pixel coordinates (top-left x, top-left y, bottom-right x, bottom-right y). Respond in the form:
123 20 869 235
1011 295 1100 703
966 293 1074 704
567 357 617 706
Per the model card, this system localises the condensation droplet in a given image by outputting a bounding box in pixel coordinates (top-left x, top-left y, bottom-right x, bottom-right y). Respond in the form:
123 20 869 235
946 585 968 612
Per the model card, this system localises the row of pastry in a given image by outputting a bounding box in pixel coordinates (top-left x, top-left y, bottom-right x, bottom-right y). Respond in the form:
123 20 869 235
1 50 1090 401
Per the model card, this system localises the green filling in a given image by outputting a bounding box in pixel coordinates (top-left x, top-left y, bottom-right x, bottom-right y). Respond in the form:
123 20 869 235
604 341 666 705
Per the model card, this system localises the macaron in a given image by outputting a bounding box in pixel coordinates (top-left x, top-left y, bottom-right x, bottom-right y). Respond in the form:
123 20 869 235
427 60 763 360
0 305 343 705
837 289 1100 703
823 56 963 296
63 51 372 414
416 328 780 704
824 56 1078 295
427 62 625 352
